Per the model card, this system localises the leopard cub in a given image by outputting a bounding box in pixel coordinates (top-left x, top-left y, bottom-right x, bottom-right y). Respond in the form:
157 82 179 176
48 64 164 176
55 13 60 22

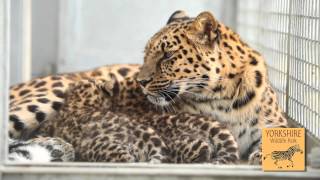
39 75 239 164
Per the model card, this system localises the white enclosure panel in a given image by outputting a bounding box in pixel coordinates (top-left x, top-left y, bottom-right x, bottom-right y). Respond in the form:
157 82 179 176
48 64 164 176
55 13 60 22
31 0 59 78
1 164 320 180
0 0 10 164
9 0 31 85
58 0 232 72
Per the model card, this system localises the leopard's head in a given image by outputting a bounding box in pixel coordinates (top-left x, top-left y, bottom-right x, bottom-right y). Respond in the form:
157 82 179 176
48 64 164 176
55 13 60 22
138 10 247 106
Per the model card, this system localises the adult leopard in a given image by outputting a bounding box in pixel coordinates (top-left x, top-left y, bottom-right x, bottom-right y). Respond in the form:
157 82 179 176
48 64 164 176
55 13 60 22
137 10 288 164
9 64 140 139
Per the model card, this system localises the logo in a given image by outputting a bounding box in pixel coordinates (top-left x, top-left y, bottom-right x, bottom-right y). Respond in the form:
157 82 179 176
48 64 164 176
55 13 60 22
262 128 305 171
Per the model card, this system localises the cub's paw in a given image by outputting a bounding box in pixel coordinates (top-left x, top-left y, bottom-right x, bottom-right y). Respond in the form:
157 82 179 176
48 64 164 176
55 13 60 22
148 158 162 164
248 149 262 165
109 148 137 163
30 136 75 162
8 137 75 162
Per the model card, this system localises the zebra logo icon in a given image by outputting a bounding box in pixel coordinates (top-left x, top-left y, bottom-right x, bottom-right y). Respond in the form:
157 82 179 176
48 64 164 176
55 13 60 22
263 144 303 168
262 128 305 171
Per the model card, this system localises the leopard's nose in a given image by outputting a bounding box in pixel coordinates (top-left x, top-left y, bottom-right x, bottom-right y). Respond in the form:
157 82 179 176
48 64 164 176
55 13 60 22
137 78 152 87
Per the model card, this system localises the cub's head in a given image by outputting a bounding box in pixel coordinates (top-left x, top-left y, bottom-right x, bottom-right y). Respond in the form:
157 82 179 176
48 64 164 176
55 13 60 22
138 10 244 106
64 79 115 111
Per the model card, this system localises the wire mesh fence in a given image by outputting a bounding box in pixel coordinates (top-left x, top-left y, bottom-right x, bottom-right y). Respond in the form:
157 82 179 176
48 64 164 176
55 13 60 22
237 0 320 139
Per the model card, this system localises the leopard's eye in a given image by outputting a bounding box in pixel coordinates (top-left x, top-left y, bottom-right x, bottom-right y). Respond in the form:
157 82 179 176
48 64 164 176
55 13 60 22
163 51 174 60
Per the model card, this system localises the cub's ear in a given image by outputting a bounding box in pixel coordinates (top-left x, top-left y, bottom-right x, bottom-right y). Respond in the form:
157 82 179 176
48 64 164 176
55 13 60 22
167 10 189 24
188 11 219 46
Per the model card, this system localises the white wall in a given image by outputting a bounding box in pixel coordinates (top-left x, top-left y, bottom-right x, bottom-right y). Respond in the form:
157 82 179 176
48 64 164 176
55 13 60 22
58 0 237 72
10 0 57 84
10 0 237 79
31 0 59 77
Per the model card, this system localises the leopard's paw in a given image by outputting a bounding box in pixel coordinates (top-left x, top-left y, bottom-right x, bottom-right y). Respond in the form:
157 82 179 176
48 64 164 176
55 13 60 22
248 149 262 165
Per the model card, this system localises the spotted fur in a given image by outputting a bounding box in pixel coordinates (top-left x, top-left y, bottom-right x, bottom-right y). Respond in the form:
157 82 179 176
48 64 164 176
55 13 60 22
37 76 239 163
9 64 140 139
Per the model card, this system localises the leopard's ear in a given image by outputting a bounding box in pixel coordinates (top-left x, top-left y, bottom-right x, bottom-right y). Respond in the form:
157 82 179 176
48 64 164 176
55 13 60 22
108 73 120 96
167 10 189 24
95 80 114 97
188 11 219 46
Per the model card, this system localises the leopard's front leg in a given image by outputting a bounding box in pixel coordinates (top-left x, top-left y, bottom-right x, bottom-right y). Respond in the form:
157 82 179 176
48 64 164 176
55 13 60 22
209 127 240 164
248 143 262 165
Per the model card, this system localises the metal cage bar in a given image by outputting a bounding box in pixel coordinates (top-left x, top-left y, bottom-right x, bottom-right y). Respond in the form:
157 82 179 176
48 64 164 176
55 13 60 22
0 0 10 167
237 0 320 139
